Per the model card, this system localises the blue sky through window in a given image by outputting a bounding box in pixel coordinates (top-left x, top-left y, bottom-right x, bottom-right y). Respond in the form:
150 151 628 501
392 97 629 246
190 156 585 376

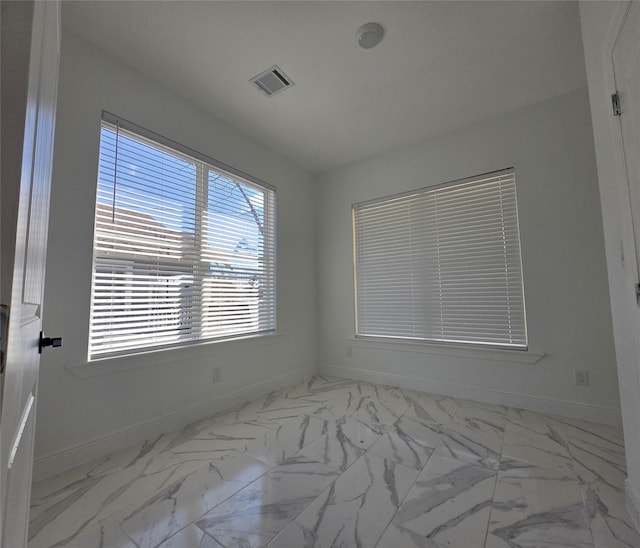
97 127 265 252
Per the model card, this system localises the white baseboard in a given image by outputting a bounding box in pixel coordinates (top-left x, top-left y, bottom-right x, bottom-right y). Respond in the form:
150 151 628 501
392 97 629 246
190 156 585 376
321 364 622 427
626 479 640 533
32 367 314 482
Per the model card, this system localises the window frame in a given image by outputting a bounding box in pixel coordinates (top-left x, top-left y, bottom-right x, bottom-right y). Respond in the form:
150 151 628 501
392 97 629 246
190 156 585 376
88 112 277 360
352 168 527 350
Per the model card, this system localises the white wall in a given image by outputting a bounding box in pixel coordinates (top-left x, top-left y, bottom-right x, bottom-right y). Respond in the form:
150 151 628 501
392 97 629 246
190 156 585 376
579 0 640 527
316 87 621 424
35 30 317 475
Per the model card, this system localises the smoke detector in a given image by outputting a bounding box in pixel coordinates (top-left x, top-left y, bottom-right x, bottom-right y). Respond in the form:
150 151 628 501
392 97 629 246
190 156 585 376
250 65 294 97
357 23 384 49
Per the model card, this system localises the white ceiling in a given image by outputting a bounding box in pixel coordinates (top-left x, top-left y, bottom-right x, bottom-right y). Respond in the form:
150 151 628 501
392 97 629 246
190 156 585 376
62 1 587 174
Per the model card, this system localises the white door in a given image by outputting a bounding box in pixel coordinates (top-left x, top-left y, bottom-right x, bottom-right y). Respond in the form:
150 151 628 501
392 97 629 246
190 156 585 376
0 1 60 546
612 2 640 312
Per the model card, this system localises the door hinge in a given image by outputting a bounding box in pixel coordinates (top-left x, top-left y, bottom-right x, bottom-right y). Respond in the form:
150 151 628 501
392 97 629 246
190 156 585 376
636 283 640 304
612 92 622 116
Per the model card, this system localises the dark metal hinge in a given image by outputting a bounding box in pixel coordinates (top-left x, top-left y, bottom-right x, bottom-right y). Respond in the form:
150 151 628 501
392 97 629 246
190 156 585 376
612 92 622 116
635 283 640 305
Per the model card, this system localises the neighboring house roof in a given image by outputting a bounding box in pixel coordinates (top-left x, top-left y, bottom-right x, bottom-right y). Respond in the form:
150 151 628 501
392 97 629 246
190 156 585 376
95 203 231 266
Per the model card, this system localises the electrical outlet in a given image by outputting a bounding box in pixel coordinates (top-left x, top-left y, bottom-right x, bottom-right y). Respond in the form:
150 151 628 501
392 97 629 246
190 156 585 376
346 346 353 358
212 367 222 383
574 370 589 386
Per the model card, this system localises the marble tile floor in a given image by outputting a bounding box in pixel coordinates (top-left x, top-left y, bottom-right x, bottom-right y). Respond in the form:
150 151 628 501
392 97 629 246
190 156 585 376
28 375 640 548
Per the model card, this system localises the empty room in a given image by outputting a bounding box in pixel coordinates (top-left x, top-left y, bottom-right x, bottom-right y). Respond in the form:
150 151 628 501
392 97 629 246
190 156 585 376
2 1 640 547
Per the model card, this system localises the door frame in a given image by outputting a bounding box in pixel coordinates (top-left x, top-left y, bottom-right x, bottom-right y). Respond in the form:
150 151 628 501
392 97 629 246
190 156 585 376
603 0 640 532
604 1 637 283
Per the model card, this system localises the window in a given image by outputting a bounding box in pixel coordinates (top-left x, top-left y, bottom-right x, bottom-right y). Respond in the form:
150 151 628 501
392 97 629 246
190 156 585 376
89 113 276 359
353 168 526 348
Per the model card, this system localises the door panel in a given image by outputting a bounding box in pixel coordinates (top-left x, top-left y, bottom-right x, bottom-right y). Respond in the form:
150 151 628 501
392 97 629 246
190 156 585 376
0 1 60 546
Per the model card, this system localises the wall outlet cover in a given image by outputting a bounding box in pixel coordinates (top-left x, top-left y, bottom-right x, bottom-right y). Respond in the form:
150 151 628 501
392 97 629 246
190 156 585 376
574 370 589 386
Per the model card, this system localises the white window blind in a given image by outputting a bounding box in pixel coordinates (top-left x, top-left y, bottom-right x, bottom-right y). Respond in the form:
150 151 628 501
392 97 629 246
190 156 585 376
353 169 527 348
89 113 276 359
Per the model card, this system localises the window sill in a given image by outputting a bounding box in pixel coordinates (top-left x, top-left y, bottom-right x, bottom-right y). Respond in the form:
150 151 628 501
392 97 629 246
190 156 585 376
67 333 283 378
348 337 545 364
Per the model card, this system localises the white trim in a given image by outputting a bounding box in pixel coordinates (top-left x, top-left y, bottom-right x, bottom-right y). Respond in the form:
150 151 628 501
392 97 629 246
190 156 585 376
347 337 544 364
32 367 313 481
605 1 640 283
606 5 640 533
626 479 640 533
321 364 622 426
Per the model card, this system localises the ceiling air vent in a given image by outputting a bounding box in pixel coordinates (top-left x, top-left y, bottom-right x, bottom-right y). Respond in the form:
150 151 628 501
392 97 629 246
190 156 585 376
250 65 294 97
